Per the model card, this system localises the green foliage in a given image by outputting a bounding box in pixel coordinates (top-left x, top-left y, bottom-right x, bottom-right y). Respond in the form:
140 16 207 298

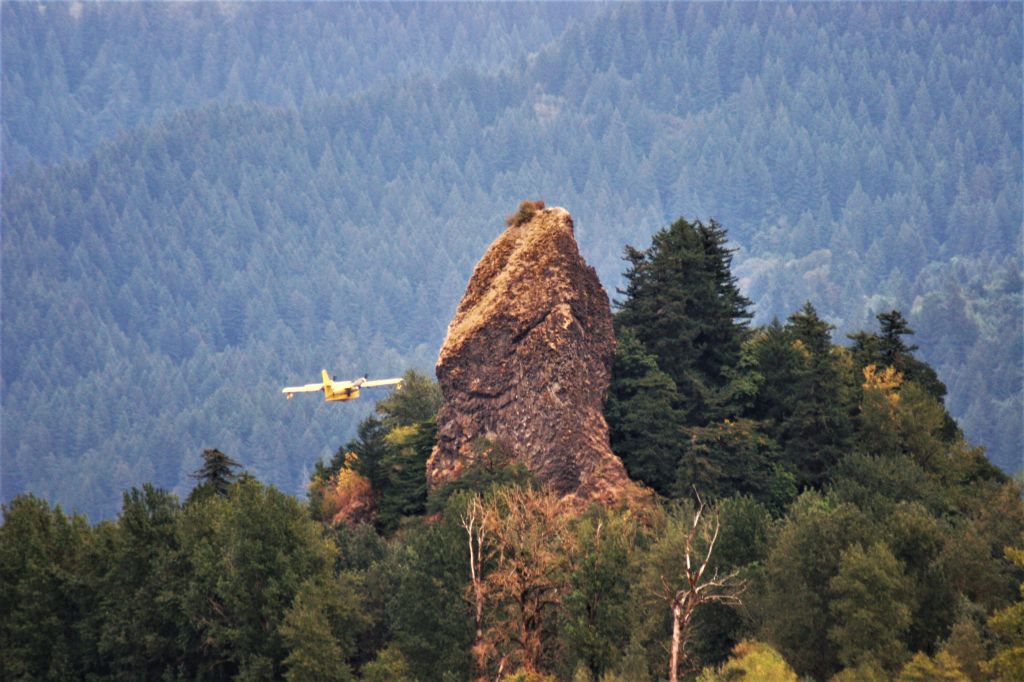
828 542 914 671
777 304 856 489
831 453 941 516
280 575 364 682
697 640 798 682
829 659 890 682
615 636 653 682
328 521 388 573
188 448 242 501
714 495 772 568
361 644 414 682
941 610 989 682
850 311 947 403
615 216 753 426
605 327 683 496
0 495 93 680
638 501 747 676
91 485 184 679
744 320 806 426
674 419 794 512
175 476 340 678
985 546 1024 681
754 492 872 679
375 419 436 532
897 651 969 682
561 505 637 677
374 369 443 429
386 508 474 681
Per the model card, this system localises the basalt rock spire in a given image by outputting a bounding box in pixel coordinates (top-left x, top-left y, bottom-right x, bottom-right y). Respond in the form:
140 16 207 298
426 203 643 504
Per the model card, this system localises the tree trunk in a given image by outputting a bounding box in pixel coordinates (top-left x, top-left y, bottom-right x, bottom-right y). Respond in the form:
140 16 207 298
669 599 682 682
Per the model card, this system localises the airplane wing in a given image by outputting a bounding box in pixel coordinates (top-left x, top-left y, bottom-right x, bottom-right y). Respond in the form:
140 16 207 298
361 378 403 388
282 382 325 394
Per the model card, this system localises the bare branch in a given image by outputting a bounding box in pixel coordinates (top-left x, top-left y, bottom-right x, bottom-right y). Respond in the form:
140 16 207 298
664 494 745 682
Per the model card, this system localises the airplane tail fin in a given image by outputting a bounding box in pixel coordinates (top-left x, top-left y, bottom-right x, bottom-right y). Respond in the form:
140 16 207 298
322 369 331 387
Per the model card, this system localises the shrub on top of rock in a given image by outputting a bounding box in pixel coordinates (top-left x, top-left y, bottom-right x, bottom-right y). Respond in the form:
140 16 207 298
505 199 546 227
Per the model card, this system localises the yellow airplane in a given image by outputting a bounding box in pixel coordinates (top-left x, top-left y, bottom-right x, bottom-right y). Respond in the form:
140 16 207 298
282 370 402 402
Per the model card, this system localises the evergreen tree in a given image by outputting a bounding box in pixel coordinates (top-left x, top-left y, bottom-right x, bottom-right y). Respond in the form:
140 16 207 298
744 303 854 491
849 310 949 408
375 419 436 532
606 327 683 496
374 369 443 429
615 217 753 426
332 416 391 495
0 496 94 680
189 448 241 500
92 485 183 679
674 419 793 511
780 303 855 490
745 319 803 427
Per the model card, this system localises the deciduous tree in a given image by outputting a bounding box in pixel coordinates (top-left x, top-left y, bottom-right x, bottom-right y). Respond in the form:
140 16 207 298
477 486 577 677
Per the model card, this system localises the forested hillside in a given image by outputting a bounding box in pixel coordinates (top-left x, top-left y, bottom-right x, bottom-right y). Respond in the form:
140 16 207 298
2 2 1021 519
3 220 1021 681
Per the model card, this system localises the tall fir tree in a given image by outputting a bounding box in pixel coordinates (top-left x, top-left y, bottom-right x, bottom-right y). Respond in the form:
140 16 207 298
615 217 753 427
780 303 855 490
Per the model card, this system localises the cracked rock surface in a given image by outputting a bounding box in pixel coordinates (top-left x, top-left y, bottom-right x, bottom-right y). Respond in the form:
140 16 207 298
426 207 643 504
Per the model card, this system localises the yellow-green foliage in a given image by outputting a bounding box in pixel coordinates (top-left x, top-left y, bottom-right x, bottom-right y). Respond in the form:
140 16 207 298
984 547 1024 681
504 669 557 682
829 659 888 682
698 640 798 681
897 651 969 682
942 613 988 682
360 644 413 682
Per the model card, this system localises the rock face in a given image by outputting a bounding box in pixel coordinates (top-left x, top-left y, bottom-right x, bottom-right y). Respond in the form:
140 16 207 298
427 206 641 504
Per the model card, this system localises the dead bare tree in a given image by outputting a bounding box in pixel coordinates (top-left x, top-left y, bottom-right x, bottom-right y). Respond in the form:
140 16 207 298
458 486 578 677
658 494 746 682
460 494 490 681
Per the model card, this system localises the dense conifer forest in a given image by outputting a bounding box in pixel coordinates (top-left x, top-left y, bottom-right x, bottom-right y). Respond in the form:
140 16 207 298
2 2 1020 520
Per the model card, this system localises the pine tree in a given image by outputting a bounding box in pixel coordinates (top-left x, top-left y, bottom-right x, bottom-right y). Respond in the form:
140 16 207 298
674 419 792 511
746 319 803 427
